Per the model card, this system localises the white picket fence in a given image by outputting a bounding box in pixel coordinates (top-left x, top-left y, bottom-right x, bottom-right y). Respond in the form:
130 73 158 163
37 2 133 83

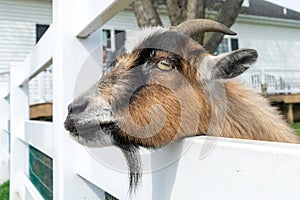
238 69 300 94
0 0 300 199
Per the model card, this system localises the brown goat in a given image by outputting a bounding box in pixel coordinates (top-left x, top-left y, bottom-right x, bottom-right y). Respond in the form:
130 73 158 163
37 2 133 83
64 19 300 190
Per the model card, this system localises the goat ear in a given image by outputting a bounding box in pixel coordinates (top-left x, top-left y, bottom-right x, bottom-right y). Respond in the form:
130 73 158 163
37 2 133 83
201 49 258 80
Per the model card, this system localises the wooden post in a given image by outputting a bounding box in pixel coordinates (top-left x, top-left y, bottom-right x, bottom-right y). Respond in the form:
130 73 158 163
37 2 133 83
287 104 294 125
261 83 267 97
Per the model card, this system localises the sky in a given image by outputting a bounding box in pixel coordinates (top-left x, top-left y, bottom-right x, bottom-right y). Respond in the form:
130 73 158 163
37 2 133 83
266 0 300 12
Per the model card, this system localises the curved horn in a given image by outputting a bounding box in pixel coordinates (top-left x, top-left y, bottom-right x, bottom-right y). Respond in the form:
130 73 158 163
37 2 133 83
171 19 236 36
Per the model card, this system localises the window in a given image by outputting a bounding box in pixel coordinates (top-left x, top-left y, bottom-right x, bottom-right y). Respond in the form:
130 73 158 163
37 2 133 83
215 37 239 55
231 38 239 51
242 0 250 7
103 29 111 49
36 24 50 43
102 29 126 51
102 29 126 69
115 30 126 50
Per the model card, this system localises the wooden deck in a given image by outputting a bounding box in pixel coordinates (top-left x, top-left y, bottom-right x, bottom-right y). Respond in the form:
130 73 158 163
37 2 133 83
267 94 300 124
30 103 52 121
267 94 300 104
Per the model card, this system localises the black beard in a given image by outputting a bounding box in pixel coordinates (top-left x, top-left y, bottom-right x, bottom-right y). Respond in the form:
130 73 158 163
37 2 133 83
121 147 141 193
110 128 141 193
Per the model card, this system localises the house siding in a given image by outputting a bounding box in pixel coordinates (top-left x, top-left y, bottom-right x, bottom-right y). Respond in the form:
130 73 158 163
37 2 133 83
232 22 300 70
0 0 52 24
103 9 171 30
0 0 52 72
0 0 52 100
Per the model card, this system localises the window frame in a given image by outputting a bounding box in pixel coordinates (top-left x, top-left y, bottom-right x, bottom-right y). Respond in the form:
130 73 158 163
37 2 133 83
215 36 239 55
36 24 50 43
102 28 126 51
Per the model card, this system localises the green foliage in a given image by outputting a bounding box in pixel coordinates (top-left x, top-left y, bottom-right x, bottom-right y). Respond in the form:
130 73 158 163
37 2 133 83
292 122 300 137
0 181 9 200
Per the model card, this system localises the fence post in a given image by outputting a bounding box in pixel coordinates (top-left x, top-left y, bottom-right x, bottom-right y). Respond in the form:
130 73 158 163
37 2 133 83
260 69 267 96
9 63 30 200
52 0 105 199
0 96 10 184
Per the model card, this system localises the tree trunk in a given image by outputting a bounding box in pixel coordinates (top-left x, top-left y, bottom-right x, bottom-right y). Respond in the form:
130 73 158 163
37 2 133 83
165 0 187 26
132 0 243 54
132 0 163 28
186 0 206 44
204 0 244 53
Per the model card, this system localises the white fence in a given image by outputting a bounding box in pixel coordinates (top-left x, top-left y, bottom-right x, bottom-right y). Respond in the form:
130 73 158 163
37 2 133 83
0 0 300 199
238 69 300 94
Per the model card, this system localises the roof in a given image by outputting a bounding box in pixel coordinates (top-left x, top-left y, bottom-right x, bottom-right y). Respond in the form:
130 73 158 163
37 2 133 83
206 0 300 21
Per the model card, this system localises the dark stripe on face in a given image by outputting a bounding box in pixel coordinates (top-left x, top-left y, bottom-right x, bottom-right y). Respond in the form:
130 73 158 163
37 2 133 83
134 31 206 62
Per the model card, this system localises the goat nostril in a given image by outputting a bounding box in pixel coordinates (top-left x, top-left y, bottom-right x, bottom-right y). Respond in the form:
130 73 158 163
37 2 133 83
68 99 88 114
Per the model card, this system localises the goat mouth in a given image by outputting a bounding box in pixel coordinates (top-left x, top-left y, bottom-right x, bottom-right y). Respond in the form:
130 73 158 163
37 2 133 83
65 120 116 137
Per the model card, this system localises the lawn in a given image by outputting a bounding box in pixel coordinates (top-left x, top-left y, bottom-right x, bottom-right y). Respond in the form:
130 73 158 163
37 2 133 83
0 181 9 200
292 122 300 137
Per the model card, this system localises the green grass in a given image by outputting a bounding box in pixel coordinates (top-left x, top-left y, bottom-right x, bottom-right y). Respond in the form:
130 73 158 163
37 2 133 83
292 122 300 137
0 181 9 200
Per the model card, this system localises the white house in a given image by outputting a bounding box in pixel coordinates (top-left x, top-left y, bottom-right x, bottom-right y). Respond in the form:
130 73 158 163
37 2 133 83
0 0 52 103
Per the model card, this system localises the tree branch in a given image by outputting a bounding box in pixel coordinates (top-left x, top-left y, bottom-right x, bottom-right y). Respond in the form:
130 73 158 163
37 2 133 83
186 0 206 44
132 0 163 28
166 0 187 25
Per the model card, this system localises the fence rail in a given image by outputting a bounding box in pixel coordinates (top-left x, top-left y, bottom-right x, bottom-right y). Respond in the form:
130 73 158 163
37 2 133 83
0 0 300 199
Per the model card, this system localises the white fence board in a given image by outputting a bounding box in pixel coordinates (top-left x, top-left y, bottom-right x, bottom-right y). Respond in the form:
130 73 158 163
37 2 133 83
77 136 300 200
9 64 30 200
76 146 129 199
18 25 54 87
23 121 53 157
75 0 134 38
20 173 44 200
0 130 9 184
155 137 300 200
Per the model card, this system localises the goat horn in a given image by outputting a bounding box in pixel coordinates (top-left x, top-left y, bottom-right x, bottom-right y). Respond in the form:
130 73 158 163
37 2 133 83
171 19 237 36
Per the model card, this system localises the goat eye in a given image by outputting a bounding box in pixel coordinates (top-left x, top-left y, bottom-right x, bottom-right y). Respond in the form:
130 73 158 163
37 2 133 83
157 59 173 71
